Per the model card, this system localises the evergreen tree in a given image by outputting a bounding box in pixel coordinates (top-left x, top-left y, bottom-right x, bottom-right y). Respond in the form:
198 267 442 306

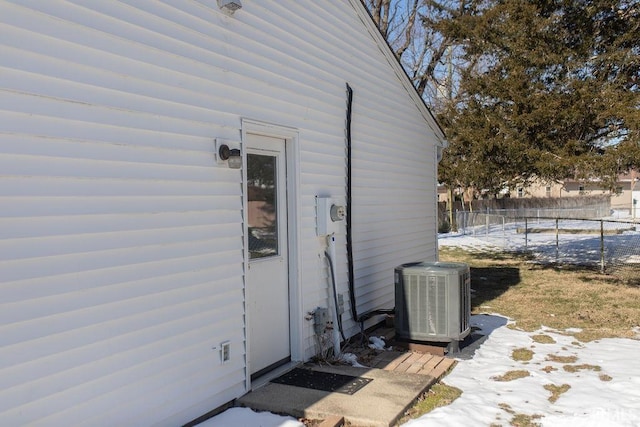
437 0 640 195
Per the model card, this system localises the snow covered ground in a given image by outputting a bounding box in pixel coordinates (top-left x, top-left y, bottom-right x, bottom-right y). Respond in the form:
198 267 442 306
197 407 303 427
199 230 640 427
201 320 640 427
403 316 640 427
199 316 640 427
440 217 640 267
444 216 640 252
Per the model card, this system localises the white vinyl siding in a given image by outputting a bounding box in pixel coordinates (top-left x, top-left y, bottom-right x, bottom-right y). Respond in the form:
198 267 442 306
0 0 443 425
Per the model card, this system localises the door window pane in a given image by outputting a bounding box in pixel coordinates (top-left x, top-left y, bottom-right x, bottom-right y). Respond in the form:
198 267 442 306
247 154 278 259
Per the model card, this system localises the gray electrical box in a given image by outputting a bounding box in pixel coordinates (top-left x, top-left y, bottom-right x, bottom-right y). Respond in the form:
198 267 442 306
313 307 329 335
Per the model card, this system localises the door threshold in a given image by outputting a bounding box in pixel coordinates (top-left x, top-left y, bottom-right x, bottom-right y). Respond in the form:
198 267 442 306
250 361 300 391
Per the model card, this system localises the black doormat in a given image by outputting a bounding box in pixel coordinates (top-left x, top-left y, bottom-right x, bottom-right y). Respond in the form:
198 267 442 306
270 368 373 395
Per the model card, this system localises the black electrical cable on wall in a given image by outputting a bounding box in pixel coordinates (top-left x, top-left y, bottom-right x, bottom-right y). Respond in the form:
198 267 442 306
345 83 359 324
345 83 395 328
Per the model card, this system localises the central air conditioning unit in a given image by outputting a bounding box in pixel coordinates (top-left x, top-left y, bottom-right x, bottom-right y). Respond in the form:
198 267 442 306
394 261 471 344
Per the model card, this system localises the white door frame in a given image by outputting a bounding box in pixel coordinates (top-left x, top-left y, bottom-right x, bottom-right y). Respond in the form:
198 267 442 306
241 118 302 390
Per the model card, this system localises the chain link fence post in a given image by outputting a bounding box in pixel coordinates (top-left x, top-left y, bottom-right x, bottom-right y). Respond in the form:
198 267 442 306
600 220 605 274
556 218 560 264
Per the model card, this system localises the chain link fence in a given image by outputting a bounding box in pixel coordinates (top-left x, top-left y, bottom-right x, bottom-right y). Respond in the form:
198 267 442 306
455 210 640 281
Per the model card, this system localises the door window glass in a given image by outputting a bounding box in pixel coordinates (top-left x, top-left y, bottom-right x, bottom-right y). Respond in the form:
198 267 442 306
247 153 278 259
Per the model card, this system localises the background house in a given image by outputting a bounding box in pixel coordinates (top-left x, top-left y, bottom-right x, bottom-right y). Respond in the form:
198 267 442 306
517 171 638 215
0 1 446 425
439 171 638 214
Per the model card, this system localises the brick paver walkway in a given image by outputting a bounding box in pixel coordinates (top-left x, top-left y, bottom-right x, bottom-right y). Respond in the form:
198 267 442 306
344 326 457 381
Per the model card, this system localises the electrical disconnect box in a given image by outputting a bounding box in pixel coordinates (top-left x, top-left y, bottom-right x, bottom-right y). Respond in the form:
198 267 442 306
313 307 329 335
316 196 345 236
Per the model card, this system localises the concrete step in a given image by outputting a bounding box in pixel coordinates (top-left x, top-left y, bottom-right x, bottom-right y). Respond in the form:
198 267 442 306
237 365 438 427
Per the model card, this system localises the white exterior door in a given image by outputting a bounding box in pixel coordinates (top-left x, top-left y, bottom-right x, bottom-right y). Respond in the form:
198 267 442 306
245 134 290 377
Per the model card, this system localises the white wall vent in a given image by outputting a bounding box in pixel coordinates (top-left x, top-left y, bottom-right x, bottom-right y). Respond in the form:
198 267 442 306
394 262 471 343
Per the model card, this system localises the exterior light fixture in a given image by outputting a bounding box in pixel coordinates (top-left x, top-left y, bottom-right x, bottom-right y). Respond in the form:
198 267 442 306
218 143 242 169
217 0 242 15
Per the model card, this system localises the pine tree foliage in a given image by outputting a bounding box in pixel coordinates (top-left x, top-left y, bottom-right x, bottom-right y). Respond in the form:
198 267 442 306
365 0 639 196
438 0 639 194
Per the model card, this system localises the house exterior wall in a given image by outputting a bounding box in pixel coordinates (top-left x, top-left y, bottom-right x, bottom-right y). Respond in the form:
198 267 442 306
563 181 632 211
520 181 564 198
520 179 635 213
0 1 444 425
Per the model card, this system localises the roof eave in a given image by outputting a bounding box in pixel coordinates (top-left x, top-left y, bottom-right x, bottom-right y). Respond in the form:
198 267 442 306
348 0 448 148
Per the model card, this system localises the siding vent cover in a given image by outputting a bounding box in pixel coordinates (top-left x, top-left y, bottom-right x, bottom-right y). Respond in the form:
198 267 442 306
394 262 471 343
220 341 231 364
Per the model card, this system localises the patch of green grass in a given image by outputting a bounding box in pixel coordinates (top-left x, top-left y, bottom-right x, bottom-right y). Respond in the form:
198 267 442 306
599 373 613 381
498 402 515 414
492 370 530 382
546 354 578 364
544 384 571 403
510 413 543 427
563 364 601 373
398 383 462 423
531 334 556 344
512 348 534 362
498 404 543 427
439 247 640 341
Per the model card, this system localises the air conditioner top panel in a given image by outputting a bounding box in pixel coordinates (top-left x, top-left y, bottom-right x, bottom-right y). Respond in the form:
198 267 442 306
396 261 469 274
